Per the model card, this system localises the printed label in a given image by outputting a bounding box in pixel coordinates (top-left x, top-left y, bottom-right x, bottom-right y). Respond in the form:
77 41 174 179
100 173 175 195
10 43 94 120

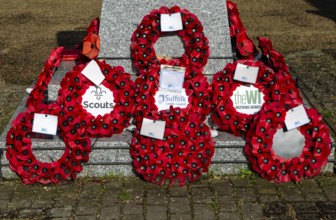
230 85 264 115
285 105 310 130
32 113 58 135
233 63 259 84
160 12 183 32
154 89 189 111
159 65 185 92
140 118 166 140
81 60 105 86
81 85 115 117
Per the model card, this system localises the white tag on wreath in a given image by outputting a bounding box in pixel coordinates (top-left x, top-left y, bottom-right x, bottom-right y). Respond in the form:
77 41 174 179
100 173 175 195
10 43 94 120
81 60 105 86
233 63 259 84
160 13 183 32
32 113 58 135
140 118 166 140
285 105 310 130
159 65 185 92
154 88 189 111
81 85 115 117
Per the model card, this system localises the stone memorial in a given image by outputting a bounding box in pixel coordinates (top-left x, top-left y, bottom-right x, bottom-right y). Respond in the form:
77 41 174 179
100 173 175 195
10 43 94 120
0 0 334 179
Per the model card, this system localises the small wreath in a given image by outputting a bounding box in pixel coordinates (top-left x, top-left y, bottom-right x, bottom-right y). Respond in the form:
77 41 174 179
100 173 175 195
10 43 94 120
133 60 211 127
26 47 64 107
57 60 135 138
131 6 210 75
244 103 331 182
130 108 214 186
211 60 274 136
6 103 92 184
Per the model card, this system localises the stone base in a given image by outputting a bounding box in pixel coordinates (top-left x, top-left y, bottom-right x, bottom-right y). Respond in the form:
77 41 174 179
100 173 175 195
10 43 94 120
2 60 335 179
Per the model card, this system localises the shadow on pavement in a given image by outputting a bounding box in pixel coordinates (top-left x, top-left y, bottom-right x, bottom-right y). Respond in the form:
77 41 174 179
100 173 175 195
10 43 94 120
305 0 336 22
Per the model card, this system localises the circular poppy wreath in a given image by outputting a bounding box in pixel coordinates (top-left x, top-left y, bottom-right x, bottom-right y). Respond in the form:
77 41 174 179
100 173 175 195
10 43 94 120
131 6 210 75
211 60 276 136
57 60 135 138
130 108 214 186
244 103 331 182
26 47 64 107
133 59 211 127
6 103 92 184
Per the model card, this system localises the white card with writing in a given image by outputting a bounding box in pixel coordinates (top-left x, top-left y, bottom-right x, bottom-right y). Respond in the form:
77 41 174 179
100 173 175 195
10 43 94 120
160 12 183 32
140 118 166 140
32 113 58 135
81 60 105 86
155 88 189 111
233 63 259 84
285 105 310 130
159 65 185 92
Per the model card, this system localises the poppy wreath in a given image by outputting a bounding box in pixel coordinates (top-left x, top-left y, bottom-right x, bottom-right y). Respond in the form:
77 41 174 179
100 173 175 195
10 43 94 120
130 6 210 76
257 36 289 73
226 1 257 59
130 107 214 186
26 47 64 107
211 59 282 136
133 59 211 127
82 18 100 60
6 103 92 184
244 102 331 182
57 60 135 138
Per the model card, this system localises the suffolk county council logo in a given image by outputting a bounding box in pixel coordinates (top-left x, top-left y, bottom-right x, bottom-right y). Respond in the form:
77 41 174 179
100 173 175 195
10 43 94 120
154 89 188 111
81 85 115 117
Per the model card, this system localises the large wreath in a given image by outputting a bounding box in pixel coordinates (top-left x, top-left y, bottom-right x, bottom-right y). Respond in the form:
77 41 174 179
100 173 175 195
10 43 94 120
244 103 331 182
131 6 210 75
130 108 214 186
6 103 91 184
133 59 211 127
57 60 135 138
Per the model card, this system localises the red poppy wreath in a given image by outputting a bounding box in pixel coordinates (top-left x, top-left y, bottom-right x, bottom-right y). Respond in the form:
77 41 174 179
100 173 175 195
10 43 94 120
133 59 211 127
6 103 92 185
211 60 273 136
26 47 64 107
57 60 135 138
130 108 214 186
131 6 210 75
244 103 331 182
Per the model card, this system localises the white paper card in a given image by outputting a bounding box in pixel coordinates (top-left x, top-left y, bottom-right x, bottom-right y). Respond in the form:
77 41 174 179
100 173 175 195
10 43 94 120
32 113 58 135
233 63 259 84
154 88 189 111
81 60 105 86
140 118 166 140
159 65 185 92
285 105 310 130
160 13 183 32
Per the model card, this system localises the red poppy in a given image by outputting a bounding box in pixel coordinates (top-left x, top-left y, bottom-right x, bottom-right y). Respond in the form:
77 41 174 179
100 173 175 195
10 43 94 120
257 37 273 57
82 32 100 60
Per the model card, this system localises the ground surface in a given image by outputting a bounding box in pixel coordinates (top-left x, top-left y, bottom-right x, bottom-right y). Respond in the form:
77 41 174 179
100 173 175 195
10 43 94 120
0 0 335 219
